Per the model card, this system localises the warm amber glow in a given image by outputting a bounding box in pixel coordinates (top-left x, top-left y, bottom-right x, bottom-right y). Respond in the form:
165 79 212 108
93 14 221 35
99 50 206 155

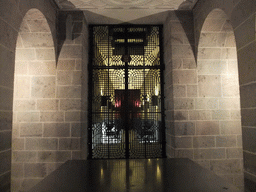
101 168 104 178
156 164 161 183
148 159 151 165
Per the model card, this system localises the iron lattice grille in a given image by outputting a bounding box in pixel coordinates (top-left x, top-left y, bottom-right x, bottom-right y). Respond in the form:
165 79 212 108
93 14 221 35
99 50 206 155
89 25 165 159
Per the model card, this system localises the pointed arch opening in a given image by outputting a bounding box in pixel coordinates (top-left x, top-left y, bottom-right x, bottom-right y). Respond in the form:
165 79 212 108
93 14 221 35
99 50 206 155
196 8 243 190
12 8 58 192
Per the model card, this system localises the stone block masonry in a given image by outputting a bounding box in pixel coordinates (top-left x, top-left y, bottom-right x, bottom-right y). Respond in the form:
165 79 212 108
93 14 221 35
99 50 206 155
164 8 243 190
11 8 86 192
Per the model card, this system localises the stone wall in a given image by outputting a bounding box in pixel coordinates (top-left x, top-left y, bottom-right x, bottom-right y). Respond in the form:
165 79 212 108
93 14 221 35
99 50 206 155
0 0 256 191
11 8 86 191
57 10 85 160
12 9 58 191
11 9 87 191
164 11 196 158
164 8 243 189
196 9 243 188
193 0 256 191
0 1 58 191
58 10 89 160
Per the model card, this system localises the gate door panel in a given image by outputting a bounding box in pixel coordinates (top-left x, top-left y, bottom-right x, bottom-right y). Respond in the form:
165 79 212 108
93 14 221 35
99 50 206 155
88 25 165 159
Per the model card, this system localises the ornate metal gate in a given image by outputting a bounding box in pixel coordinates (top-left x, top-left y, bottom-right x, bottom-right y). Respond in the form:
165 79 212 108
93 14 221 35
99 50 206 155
88 25 166 159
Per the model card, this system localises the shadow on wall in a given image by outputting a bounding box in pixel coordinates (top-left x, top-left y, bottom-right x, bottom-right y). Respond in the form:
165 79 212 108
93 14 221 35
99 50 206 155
56 10 84 63
175 11 196 60
163 9 199 159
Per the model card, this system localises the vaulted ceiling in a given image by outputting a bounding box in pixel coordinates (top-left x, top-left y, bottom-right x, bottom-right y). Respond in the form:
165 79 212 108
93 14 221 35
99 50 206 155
55 0 197 23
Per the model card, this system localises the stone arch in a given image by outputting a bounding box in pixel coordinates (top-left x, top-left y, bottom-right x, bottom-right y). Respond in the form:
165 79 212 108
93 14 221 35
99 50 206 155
12 8 60 192
11 7 87 191
0 1 58 191
193 0 238 55
196 8 243 190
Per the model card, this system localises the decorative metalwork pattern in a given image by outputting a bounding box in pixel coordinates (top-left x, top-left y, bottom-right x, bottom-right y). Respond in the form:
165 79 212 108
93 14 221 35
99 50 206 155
89 25 165 159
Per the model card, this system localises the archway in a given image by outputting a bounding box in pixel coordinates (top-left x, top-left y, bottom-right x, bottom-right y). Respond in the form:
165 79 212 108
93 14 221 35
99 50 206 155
11 8 86 192
12 9 58 191
196 9 243 189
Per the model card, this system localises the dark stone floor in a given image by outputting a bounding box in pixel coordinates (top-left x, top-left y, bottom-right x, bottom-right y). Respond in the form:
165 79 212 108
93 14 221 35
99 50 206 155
29 158 241 192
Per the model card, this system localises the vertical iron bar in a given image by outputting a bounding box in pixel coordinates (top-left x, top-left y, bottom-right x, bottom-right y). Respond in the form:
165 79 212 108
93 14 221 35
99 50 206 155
107 26 110 159
159 26 167 158
88 26 94 159
143 27 146 159
124 27 129 159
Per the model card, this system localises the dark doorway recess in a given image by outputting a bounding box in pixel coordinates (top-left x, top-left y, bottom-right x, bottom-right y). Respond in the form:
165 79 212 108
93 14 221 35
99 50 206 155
88 25 166 159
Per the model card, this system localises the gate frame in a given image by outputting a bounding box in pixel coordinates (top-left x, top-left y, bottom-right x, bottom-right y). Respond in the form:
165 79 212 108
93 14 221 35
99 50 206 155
87 24 166 159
